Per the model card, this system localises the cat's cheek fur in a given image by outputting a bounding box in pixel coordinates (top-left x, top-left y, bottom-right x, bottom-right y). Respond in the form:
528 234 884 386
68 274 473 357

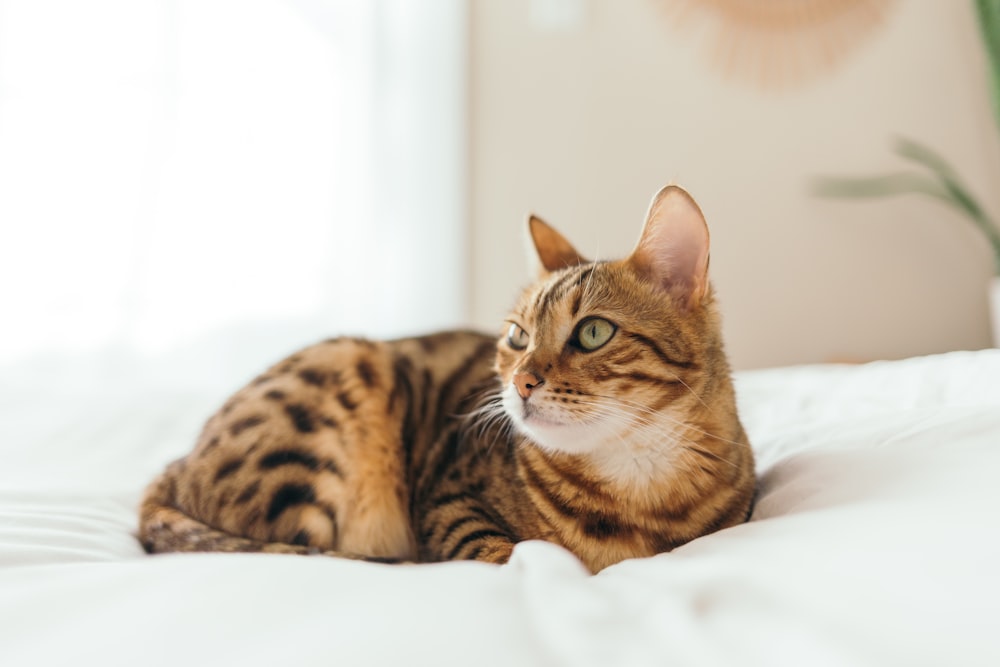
502 381 689 486
501 384 612 455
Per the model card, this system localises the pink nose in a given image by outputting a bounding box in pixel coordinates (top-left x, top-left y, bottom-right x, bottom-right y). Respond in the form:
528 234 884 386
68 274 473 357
513 372 543 399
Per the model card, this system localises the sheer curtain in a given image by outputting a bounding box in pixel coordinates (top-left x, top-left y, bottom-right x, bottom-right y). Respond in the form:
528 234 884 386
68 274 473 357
0 0 467 388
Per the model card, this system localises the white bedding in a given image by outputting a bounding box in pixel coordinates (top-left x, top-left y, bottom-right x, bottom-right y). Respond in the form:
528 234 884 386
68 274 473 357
2 349 999 666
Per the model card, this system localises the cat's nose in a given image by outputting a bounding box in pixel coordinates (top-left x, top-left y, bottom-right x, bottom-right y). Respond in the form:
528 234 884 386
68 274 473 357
513 372 544 399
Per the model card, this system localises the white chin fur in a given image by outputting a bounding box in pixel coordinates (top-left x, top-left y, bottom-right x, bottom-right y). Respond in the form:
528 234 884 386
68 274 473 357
515 419 610 455
501 386 613 455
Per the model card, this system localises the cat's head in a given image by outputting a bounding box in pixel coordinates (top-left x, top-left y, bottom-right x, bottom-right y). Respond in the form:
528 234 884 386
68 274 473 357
496 185 733 462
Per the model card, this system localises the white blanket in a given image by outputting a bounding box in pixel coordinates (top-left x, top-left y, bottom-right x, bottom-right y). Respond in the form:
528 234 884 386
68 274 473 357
2 350 999 666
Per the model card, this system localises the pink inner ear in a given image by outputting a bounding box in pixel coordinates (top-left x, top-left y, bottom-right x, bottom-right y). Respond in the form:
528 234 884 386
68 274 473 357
632 186 710 307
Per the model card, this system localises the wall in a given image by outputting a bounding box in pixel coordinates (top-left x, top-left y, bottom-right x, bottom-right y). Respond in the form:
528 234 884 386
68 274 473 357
467 0 1000 369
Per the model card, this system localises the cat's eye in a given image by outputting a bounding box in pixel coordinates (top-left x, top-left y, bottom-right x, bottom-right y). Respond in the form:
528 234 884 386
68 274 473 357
506 323 530 351
573 317 616 351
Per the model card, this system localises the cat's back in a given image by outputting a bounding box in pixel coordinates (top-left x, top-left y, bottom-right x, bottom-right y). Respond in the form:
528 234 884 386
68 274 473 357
209 329 496 432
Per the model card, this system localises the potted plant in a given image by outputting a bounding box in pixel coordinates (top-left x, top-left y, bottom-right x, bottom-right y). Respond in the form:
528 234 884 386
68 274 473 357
815 0 1000 347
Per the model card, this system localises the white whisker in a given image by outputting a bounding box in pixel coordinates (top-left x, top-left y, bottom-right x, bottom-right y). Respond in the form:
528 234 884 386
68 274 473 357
584 393 747 449
457 388 517 455
668 374 712 412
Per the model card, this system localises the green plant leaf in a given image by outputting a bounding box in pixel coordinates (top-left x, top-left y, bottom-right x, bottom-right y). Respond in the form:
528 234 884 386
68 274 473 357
975 0 1000 132
893 137 959 180
812 172 946 200
892 139 987 218
813 136 1000 274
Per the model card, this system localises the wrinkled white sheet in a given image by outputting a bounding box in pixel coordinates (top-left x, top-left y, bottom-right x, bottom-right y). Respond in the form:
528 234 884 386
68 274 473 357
1 350 999 666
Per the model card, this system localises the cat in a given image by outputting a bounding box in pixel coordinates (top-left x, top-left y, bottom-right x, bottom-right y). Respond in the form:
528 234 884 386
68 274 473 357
138 185 756 573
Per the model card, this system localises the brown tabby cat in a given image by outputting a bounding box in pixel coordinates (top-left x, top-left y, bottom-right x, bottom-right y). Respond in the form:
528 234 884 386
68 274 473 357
139 185 755 573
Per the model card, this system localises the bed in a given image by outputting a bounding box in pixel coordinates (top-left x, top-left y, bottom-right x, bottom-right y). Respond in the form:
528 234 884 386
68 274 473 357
2 347 998 666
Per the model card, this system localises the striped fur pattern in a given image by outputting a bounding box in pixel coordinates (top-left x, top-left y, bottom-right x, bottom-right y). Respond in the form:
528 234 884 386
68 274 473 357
139 185 755 573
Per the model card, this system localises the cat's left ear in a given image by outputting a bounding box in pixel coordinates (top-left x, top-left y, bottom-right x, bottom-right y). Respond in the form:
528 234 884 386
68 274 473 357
528 215 588 274
628 185 710 309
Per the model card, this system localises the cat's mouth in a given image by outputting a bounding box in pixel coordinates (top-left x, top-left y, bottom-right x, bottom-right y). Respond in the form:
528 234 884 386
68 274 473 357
513 402 616 455
503 389 598 450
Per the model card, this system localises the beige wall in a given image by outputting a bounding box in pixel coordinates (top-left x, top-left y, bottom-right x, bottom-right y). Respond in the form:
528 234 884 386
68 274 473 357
468 0 1000 369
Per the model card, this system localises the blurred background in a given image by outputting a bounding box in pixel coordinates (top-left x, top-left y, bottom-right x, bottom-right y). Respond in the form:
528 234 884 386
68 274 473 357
1 0 998 394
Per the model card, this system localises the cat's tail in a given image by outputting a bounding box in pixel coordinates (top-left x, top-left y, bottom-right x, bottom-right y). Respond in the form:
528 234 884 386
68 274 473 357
137 464 406 563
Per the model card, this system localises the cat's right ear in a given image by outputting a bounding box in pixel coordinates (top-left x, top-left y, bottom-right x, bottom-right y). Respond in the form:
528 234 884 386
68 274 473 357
528 215 587 275
628 185 711 310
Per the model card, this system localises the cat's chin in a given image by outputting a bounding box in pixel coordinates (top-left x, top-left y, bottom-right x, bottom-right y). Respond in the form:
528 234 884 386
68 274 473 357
511 415 611 455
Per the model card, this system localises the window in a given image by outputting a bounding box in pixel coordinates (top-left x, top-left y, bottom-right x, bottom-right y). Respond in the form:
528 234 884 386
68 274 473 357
0 0 466 385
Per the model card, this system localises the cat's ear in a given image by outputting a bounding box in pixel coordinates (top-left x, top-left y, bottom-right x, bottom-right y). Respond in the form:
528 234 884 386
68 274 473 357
528 214 587 274
628 185 710 309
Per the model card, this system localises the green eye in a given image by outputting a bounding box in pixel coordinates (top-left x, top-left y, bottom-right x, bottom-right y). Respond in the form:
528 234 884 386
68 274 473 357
506 323 530 351
574 317 616 351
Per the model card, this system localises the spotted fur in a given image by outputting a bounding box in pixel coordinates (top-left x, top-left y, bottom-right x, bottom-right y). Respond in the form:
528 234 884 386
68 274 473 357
138 185 755 573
